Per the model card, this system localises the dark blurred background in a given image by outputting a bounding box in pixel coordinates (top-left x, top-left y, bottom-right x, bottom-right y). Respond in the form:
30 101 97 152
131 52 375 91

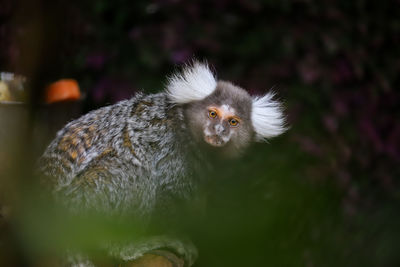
0 0 400 266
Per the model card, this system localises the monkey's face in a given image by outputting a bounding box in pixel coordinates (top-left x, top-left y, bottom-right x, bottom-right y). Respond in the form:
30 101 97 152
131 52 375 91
172 62 286 157
185 81 254 156
203 105 240 147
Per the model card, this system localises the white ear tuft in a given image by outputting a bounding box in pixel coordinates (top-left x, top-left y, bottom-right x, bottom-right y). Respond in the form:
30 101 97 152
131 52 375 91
252 92 287 142
166 61 217 104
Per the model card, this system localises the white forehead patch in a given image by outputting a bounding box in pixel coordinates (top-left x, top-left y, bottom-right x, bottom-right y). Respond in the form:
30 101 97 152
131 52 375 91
220 104 235 115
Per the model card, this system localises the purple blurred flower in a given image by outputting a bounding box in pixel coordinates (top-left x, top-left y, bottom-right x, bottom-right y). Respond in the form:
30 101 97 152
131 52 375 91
298 55 321 84
337 170 351 188
359 118 384 153
170 48 192 63
385 125 400 161
323 114 338 133
295 135 323 156
332 96 349 116
331 58 353 84
91 77 136 104
85 51 108 70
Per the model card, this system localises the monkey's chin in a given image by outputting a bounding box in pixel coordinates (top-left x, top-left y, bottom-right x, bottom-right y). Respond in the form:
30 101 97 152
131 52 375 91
204 135 227 147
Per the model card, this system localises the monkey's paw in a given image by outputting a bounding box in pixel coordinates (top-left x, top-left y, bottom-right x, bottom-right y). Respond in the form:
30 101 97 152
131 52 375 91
123 250 184 267
109 236 197 267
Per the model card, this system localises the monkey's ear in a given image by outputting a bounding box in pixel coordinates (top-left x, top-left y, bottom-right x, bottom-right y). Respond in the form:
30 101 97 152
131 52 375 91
166 61 217 104
252 92 287 142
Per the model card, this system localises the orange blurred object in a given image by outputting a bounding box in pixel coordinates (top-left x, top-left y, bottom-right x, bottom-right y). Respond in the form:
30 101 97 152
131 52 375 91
45 79 81 104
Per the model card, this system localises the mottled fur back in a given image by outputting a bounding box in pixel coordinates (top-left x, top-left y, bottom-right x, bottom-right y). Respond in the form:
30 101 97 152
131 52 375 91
39 92 199 216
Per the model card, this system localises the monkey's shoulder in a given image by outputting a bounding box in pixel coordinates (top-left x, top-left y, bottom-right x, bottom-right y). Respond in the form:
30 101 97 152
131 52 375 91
127 92 179 129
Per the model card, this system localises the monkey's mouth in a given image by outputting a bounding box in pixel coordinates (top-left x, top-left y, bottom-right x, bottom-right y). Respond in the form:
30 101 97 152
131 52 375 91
204 135 227 147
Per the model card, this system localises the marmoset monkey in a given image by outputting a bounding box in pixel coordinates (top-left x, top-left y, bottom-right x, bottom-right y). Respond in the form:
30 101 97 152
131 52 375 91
38 61 286 266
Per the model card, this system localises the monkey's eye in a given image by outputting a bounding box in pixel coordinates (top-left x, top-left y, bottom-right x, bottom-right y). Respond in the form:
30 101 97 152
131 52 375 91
229 118 239 127
208 110 217 118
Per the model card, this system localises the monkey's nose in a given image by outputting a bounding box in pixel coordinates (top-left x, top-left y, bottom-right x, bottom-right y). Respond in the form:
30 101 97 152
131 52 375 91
214 124 224 135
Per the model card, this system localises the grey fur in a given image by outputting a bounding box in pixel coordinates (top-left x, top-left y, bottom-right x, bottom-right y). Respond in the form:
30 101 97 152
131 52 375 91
39 92 201 217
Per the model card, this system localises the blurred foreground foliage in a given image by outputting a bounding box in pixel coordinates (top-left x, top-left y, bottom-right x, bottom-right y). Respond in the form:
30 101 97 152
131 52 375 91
10 140 399 266
0 0 399 266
